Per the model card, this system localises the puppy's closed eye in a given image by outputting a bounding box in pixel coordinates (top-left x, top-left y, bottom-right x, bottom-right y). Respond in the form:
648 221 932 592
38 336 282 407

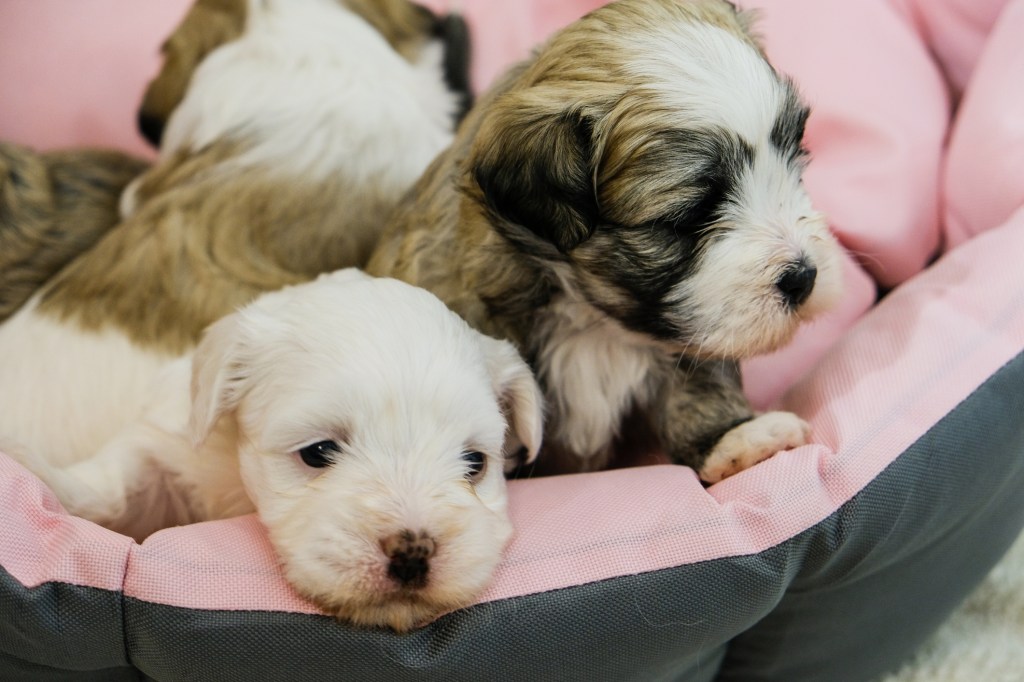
298 440 341 468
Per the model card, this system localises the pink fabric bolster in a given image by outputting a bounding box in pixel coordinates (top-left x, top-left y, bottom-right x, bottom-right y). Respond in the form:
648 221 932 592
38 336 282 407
896 0 1010 97
0 0 190 159
0 455 133 592
942 0 1024 249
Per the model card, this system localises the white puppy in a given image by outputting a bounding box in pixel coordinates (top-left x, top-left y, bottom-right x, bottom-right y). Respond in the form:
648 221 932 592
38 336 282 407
5 270 543 632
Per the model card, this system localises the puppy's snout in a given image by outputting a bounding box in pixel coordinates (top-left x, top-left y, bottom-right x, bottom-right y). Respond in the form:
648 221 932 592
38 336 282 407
138 111 165 148
382 530 436 589
776 260 817 309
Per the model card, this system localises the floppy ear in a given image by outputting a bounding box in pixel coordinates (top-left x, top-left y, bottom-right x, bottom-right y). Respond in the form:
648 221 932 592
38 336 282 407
189 312 249 447
471 96 599 254
138 0 247 146
479 336 545 473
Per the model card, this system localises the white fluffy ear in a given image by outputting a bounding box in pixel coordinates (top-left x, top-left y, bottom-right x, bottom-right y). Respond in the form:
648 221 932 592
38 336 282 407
480 336 545 472
189 312 249 447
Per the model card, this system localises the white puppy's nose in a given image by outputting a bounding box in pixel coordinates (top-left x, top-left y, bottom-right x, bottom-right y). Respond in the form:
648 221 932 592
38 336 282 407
381 529 436 589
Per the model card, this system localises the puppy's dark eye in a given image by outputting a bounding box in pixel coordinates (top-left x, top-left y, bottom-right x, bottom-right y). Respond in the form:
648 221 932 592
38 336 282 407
298 440 340 468
462 450 487 482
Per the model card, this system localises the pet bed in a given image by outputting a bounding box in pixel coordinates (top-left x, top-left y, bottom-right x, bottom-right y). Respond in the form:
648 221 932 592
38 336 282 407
2 0 1023 680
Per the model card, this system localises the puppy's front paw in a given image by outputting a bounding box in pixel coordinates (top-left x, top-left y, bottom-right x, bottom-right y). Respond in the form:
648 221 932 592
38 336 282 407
699 411 810 484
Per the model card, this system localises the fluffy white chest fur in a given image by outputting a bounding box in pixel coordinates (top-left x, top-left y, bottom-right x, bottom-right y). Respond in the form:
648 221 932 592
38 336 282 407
535 291 659 467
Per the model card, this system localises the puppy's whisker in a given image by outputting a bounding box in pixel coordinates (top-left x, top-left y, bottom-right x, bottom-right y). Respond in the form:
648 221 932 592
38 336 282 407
841 245 887 281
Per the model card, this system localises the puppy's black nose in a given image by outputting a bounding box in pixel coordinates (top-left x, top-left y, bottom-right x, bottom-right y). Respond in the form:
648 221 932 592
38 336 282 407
382 530 436 589
138 111 165 148
777 261 817 308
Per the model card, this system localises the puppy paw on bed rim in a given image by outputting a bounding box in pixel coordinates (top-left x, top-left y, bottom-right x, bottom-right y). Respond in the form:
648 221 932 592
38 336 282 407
698 411 812 484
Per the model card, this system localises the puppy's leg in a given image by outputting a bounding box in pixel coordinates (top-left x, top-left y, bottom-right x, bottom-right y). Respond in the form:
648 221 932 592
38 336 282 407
9 422 185 537
651 358 809 484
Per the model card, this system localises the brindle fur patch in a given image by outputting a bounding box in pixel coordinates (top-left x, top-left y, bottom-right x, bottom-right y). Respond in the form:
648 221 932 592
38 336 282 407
0 142 148 322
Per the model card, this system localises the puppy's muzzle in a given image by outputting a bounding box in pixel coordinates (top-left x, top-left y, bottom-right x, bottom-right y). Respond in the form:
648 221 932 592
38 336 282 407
382 529 436 589
777 258 817 309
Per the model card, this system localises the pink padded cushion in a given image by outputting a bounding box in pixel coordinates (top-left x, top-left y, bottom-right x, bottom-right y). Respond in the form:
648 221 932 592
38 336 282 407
942 0 1024 249
0 0 190 158
0 452 133 593
898 0 1010 97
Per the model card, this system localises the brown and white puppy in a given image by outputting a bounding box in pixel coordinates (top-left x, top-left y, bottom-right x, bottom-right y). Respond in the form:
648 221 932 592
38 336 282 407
0 0 463 468
368 0 844 482
0 142 147 321
136 0 473 147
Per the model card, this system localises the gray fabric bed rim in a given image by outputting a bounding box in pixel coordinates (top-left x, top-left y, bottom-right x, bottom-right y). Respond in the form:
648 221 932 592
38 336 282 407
2 351 1023 682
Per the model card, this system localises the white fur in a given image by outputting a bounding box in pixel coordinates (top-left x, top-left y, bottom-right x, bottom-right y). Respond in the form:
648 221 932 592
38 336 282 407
631 20 843 359
520 15 841 475
0 299 173 468
4 271 543 630
629 21 788 145
673 208 841 359
160 0 455 186
536 284 659 467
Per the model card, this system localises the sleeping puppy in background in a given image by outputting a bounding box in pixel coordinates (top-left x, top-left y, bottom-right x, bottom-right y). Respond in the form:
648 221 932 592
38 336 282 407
5 270 543 632
0 142 147 322
0 0 463 465
368 0 844 483
135 0 473 147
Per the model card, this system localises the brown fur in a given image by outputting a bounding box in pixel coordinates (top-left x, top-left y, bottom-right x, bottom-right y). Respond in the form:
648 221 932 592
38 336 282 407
39 139 398 354
368 0 822 477
138 0 248 138
0 143 148 322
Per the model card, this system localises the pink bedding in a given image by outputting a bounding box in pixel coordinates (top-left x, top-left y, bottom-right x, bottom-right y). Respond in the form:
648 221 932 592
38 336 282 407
2 0 1024 623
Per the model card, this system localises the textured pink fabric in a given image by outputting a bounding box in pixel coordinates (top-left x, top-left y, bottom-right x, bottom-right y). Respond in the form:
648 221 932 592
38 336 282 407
897 0 1010 97
942 0 1024 249
492 208 1024 599
4 205 1024 609
124 517 320 614
0 454 133 591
